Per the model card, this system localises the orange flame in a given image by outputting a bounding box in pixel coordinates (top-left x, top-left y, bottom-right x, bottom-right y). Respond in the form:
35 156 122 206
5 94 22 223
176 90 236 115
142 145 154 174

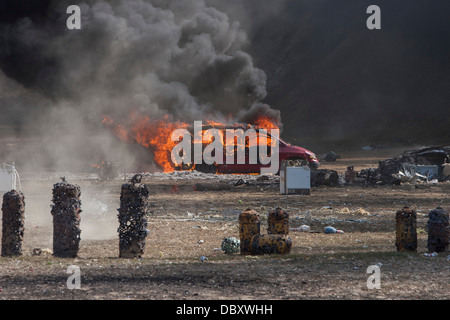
103 112 279 172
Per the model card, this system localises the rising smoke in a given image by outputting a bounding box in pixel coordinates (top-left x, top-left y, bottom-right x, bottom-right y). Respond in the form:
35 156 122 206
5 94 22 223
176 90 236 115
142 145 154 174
0 0 280 171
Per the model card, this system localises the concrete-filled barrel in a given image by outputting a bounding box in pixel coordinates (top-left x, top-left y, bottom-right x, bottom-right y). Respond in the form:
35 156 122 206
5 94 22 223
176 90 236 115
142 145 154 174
395 207 417 252
251 234 292 255
427 207 449 253
51 182 82 258
118 177 149 258
1 190 25 257
268 207 289 235
238 208 260 255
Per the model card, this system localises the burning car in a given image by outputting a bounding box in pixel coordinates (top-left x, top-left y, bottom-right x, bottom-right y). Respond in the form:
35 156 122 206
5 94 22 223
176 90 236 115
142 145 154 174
173 123 320 174
102 113 319 174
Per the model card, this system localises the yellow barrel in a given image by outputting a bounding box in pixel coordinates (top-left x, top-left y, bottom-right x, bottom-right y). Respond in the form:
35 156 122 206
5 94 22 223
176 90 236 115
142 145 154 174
251 234 292 255
395 207 417 252
268 207 289 235
239 208 261 255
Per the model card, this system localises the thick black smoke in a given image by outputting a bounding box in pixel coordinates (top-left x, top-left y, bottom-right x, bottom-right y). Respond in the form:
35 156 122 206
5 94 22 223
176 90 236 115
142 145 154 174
0 0 280 171
0 0 277 125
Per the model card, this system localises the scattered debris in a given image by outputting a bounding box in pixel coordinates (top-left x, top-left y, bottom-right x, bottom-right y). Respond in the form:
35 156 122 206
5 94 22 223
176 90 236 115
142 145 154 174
344 166 357 184
324 226 344 234
290 225 310 232
322 151 340 162
31 248 52 256
424 252 438 257
354 146 450 185
362 144 384 151
194 182 233 191
221 237 240 254
310 169 339 187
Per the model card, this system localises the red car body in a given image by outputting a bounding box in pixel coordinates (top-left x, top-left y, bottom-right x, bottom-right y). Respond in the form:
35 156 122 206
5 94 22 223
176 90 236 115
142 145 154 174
189 127 320 174
213 136 319 174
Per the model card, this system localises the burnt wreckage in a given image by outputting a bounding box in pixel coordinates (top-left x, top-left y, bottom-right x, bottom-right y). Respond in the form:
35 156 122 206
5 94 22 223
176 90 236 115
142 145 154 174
358 146 450 185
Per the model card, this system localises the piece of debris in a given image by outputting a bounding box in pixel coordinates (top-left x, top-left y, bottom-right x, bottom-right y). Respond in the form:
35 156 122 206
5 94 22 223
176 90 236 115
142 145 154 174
356 146 450 185
221 237 240 254
344 166 357 184
424 252 438 257
290 225 311 232
322 151 340 162
310 169 339 187
233 179 249 187
194 182 233 191
324 226 344 234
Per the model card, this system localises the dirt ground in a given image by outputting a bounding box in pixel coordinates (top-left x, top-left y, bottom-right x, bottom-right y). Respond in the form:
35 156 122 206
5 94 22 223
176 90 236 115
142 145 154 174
0 146 449 301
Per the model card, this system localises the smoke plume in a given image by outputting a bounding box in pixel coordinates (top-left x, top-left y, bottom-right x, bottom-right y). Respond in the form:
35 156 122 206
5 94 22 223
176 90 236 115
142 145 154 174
0 0 279 171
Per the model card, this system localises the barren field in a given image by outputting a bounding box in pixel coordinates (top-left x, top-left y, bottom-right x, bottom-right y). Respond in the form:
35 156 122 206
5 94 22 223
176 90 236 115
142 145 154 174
0 147 449 301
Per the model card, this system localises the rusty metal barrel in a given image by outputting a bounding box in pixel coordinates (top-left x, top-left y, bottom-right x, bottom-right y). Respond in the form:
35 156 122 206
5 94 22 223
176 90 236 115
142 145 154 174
268 207 289 235
251 234 292 255
238 208 260 255
395 207 417 252
427 207 449 253
118 178 149 258
1 190 25 257
51 182 82 258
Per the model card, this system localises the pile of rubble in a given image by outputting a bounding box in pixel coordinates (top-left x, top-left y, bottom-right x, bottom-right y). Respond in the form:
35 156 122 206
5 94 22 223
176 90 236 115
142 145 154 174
355 146 450 185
